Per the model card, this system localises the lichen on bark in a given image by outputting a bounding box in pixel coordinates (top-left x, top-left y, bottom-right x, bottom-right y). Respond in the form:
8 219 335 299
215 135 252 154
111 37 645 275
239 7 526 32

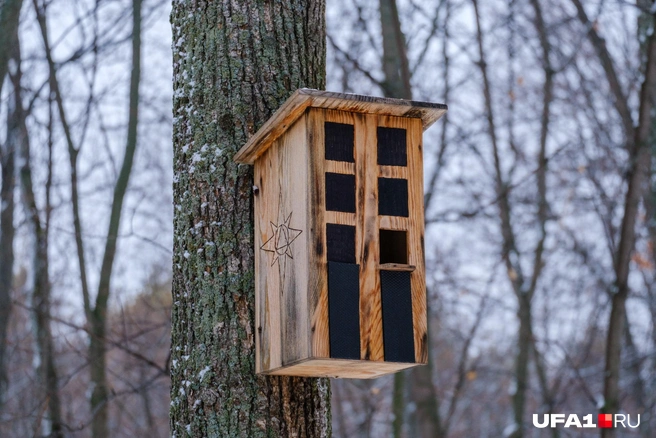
170 1 330 436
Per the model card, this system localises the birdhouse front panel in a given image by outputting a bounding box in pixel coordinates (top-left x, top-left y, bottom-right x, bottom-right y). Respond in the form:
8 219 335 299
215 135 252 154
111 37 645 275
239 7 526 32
236 89 446 379
305 108 427 374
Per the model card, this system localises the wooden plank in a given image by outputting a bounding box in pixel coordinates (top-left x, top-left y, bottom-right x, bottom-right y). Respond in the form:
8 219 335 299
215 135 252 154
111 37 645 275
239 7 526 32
379 263 416 272
325 160 356 175
379 215 409 231
254 141 282 372
263 358 420 379
278 117 311 366
324 211 356 227
234 89 447 164
255 115 312 373
387 116 428 364
312 109 359 360
308 109 330 359
358 113 384 362
234 91 313 164
378 165 408 179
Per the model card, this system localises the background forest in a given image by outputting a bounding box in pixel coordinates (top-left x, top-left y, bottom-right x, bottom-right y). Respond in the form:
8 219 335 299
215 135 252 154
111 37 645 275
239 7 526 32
1 0 655 437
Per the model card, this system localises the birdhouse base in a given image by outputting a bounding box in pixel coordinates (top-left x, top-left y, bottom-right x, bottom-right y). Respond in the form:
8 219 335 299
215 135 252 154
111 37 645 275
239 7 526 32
260 358 421 379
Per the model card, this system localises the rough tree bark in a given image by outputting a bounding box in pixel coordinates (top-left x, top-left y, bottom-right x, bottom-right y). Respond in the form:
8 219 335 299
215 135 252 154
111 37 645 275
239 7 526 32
170 1 330 436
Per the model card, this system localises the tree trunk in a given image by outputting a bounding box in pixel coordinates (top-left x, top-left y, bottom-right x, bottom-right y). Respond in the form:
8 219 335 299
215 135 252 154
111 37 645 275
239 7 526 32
89 0 142 435
0 0 23 99
511 298 531 438
0 49 17 416
0 0 22 411
379 0 411 100
0 127 14 412
12 39 63 436
600 10 656 438
34 0 144 434
170 1 330 436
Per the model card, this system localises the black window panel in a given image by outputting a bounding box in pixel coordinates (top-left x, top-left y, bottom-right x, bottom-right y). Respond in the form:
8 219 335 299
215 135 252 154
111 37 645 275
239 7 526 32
378 177 408 217
326 173 356 213
377 127 407 166
328 261 361 360
327 223 356 264
325 122 355 163
380 270 415 363
379 230 408 264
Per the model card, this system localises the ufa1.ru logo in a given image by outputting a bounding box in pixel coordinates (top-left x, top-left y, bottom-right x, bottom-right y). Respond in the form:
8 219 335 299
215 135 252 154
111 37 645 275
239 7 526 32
532 414 640 429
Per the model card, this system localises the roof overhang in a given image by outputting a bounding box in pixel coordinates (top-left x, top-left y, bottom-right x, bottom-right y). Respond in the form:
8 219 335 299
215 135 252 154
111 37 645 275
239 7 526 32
234 88 448 164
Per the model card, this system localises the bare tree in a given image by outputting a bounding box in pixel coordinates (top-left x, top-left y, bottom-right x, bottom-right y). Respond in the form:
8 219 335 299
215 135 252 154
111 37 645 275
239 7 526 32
570 3 656 436
33 0 143 435
0 0 23 411
11 34 63 436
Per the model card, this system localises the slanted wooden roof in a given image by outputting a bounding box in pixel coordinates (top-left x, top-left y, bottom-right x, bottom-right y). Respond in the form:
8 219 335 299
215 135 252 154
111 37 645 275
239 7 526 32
234 88 448 164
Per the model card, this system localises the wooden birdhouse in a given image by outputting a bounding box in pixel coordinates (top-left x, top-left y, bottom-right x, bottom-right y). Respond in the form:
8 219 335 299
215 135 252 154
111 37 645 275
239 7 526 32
234 89 447 378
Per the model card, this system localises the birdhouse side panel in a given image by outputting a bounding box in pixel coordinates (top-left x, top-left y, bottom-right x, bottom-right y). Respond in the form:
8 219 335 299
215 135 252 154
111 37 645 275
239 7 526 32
254 115 312 373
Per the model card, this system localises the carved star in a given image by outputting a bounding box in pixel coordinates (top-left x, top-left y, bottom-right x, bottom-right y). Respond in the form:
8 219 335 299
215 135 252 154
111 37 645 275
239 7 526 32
260 212 302 267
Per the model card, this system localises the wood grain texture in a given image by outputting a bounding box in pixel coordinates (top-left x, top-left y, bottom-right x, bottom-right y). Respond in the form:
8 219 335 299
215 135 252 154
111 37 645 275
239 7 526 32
357 113 385 362
308 109 330 359
378 164 409 179
234 89 447 164
255 115 311 372
379 216 409 230
324 211 356 227
264 358 419 379
310 109 358 360
325 160 356 174
379 263 416 272
398 116 428 364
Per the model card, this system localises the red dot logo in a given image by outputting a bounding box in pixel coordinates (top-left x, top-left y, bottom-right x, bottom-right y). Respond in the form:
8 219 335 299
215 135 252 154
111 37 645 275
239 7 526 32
598 414 613 428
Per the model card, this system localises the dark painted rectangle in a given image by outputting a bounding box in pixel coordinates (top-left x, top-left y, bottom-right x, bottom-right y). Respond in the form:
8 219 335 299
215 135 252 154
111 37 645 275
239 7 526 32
380 270 415 363
328 262 361 360
377 127 407 166
327 223 356 263
378 177 408 217
325 122 355 163
326 173 356 213
379 229 408 264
